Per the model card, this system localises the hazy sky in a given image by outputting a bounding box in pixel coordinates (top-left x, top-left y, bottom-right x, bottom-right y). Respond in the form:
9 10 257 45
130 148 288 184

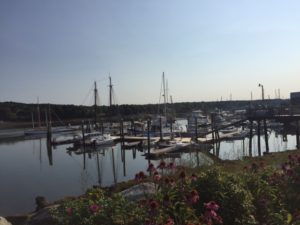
1 0 300 105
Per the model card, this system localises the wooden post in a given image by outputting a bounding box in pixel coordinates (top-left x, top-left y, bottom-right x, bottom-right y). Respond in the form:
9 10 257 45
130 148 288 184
81 121 86 170
249 120 253 157
122 148 126 176
81 121 86 147
263 119 269 154
216 141 220 157
131 120 136 136
132 148 136 159
159 117 163 141
46 112 52 143
194 117 198 142
170 118 173 140
210 114 215 143
257 120 261 156
120 119 124 145
296 120 300 149
147 120 151 156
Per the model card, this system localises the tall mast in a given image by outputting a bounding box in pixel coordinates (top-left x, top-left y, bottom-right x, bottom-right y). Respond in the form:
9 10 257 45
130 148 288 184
94 81 98 124
31 112 35 128
162 72 167 119
109 76 113 107
37 97 41 127
166 79 169 104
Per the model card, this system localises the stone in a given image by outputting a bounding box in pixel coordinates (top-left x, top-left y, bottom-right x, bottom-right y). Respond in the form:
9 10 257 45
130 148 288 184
35 196 48 211
120 182 156 201
0 217 12 225
27 205 59 225
4 215 28 225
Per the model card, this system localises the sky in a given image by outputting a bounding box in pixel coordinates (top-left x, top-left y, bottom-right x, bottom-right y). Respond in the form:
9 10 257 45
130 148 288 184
1 0 300 106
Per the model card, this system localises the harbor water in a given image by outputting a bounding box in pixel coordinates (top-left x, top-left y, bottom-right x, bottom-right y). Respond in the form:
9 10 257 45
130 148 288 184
0 130 297 216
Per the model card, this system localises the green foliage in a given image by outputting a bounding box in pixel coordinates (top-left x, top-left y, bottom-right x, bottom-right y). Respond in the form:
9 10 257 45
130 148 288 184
193 168 255 225
243 168 288 225
51 188 146 225
51 155 300 225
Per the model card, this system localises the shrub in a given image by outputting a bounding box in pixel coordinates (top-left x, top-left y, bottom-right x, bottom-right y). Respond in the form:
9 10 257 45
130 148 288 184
192 168 255 225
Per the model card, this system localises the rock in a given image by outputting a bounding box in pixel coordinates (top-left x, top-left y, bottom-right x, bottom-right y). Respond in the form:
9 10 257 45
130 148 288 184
120 182 156 201
0 217 12 225
27 205 59 225
5 215 28 225
35 196 48 211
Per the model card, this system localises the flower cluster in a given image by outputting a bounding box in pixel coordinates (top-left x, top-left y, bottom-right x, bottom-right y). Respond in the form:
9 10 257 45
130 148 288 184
146 161 177 175
204 201 222 225
135 171 147 181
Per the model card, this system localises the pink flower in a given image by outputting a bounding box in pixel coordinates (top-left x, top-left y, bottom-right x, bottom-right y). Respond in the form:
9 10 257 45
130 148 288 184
157 160 167 170
204 201 220 211
147 163 156 172
188 190 200 204
135 171 147 181
153 174 161 183
149 199 159 211
167 162 176 170
204 208 223 225
191 173 198 181
169 178 176 186
166 217 175 225
89 204 100 213
65 207 72 216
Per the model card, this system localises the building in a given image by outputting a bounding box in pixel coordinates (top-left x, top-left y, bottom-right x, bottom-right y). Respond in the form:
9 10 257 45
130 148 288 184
290 92 300 114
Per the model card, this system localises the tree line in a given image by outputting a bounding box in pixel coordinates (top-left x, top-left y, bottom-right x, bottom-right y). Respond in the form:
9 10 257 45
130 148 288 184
0 99 289 123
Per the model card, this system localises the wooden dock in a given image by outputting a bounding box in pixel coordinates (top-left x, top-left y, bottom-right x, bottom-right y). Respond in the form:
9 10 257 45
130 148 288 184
147 141 192 157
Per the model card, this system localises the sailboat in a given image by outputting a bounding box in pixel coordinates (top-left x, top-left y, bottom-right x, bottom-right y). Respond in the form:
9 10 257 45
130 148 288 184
24 100 78 136
72 80 115 147
151 73 183 137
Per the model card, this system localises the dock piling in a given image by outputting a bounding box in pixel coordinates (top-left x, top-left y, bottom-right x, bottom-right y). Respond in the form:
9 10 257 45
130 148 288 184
249 120 253 157
257 120 261 156
296 121 300 149
263 119 269 153
147 120 151 156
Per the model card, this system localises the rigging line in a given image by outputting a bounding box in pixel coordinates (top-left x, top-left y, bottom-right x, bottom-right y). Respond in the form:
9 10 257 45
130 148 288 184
95 77 108 83
52 111 65 126
157 74 164 115
81 85 94 105
112 88 119 105
96 91 101 106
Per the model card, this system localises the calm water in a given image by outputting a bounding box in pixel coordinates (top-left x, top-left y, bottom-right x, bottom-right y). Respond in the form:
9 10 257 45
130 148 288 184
0 130 297 216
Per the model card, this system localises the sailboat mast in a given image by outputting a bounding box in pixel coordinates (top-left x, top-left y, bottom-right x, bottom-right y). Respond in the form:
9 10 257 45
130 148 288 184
163 72 167 119
31 112 35 128
37 97 41 127
109 76 113 107
94 81 98 125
